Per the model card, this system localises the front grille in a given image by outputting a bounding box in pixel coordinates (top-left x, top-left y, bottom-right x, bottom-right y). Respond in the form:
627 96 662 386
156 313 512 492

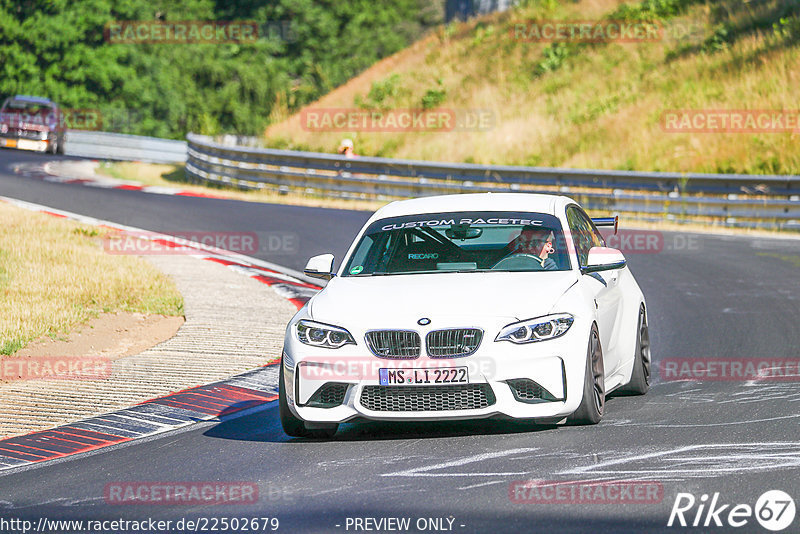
9 129 45 140
359 384 495 412
426 328 483 358
507 378 559 403
365 330 420 359
306 383 348 408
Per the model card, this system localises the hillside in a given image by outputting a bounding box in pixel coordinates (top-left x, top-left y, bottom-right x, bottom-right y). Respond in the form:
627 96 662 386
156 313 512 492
264 0 800 175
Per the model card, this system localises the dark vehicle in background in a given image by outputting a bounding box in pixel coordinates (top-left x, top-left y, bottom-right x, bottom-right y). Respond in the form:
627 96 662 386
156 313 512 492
0 95 66 154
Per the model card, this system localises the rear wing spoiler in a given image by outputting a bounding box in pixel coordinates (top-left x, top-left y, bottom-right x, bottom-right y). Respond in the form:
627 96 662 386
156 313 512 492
591 216 618 235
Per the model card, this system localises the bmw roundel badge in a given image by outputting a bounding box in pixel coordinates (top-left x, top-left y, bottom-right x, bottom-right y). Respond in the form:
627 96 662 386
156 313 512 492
417 318 431 326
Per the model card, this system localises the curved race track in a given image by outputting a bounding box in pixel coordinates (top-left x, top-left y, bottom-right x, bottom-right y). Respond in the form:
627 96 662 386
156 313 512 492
0 149 798 533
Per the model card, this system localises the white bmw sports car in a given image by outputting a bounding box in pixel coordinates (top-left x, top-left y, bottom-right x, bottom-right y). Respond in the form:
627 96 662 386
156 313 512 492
279 193 650 438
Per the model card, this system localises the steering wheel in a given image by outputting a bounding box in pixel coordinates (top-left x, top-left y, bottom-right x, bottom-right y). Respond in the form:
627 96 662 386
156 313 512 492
491 253 544 271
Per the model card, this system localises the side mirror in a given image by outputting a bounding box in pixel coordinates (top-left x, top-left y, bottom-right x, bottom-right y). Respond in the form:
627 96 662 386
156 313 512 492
304 254 336 280
582 246 626 273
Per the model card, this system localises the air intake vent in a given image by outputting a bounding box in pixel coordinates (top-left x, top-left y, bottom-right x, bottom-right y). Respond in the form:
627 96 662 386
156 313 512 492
507 379 560 403
365 330 421 359
426 328 483 358
359 384 495 412
306 383 348 408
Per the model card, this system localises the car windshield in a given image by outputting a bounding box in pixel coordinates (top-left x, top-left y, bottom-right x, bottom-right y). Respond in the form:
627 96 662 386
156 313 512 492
343 211 571 276
0 101 56 121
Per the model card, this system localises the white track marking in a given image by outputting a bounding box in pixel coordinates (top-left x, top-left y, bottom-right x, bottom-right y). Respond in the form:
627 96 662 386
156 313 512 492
559 442 800 478
382 447 538 478
641 414 800 428
604 413 800 428
457 480 506 490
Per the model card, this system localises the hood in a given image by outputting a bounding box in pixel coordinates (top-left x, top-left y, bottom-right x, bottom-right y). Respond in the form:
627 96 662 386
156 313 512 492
309 271 578 327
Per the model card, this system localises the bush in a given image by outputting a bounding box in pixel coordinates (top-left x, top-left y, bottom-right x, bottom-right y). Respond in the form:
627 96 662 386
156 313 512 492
0 0 443 138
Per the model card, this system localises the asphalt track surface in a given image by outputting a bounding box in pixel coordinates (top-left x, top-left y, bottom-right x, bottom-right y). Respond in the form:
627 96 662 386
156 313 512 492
1 148 799 533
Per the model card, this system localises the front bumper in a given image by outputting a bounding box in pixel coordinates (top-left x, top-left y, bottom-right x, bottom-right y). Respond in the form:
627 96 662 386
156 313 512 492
282 322 590 424
0 136 50 152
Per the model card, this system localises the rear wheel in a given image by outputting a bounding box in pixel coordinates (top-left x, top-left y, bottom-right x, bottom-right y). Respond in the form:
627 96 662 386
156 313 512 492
56 135 65 155
567 324 604 425
279 361 338 439
618 306 650 395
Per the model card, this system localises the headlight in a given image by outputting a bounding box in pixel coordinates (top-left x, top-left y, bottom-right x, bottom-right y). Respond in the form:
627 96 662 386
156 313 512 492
296 319 355 349
39 130 49 140
0 124 7 134
495 313 574 344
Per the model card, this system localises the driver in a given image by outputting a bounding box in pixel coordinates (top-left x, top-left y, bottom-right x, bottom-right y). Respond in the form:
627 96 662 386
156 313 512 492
508 227 558 270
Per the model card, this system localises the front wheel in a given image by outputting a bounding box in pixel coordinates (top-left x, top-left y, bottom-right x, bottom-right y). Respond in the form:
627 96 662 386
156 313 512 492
279 361 338 439
567 324 605 425
618 305 650 395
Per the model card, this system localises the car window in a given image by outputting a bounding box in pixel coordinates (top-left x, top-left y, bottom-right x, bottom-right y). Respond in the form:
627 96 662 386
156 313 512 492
342 211 570 276
580 209 605 249
0 101 58 126
566 206 604 267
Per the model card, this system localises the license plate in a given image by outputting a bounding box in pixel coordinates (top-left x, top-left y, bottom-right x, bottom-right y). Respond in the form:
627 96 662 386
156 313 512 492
17 139 44 151
379 367 468 385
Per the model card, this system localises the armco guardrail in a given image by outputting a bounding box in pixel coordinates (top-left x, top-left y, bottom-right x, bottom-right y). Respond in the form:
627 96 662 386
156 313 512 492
66 130 186 164
186 132 800 230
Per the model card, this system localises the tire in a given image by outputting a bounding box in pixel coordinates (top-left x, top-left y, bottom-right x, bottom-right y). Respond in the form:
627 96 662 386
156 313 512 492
56 135 65 155
618 305 650 395
279 361 338 439
567 324 605 425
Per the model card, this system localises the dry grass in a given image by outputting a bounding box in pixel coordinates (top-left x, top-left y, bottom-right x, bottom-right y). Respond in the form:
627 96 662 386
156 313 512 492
264 0 800 175
99 161 179 185
0 203 184 355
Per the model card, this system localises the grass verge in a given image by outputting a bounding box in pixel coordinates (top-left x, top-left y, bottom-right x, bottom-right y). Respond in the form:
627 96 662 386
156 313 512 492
0 203 184 355
96 161 388 212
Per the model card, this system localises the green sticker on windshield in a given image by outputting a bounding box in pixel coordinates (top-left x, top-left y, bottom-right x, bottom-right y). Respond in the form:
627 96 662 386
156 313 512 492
350 265 364 275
